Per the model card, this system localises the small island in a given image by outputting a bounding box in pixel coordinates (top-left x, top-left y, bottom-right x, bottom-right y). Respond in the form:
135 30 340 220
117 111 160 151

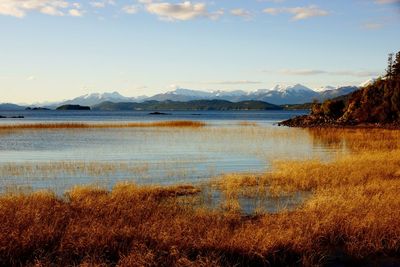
0 115 24 119
56 105 91 111
280 51 400 128
148 111 171 115
25 107 50 111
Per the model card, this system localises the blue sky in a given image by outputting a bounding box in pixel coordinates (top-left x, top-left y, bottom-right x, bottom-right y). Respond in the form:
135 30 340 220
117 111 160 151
0 0 399 103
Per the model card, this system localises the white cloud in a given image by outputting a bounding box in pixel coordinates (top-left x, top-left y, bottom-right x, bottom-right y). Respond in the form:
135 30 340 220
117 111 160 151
0 0 88 18
90 0 115 8
230 8 252 19
90 2 106 8
363 22 384 30
40 5 64 16
263 5 329 20
122 5 138 14
330 70 382 77
27 75 36 81
279 69 327 75
144 1 223 21
68 8 82 16
374 0 400 4
272 69 381 77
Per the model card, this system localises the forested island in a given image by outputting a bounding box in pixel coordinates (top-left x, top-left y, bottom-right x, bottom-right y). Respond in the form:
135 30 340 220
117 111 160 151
56 105 91 111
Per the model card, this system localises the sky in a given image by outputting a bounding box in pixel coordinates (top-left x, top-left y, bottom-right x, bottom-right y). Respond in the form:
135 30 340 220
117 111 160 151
0 0 399 104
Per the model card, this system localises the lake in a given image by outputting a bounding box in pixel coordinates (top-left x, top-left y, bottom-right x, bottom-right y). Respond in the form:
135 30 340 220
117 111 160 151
0 110 346 195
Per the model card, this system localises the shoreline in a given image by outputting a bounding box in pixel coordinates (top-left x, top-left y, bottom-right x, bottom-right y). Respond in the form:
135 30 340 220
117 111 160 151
278 115 400 130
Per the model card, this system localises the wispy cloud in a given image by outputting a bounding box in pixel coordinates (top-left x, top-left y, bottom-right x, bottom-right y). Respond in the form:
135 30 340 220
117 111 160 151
230 8 253 20
90 0 114 8
363 22 384 30
143 1 224 21
68 8 82 17
207 80 262 85
0 0 84 18
268 69 381 77
374 0 400 4
90 2 106 8
330 70 382 77
122 5 138 14
263 5 329 20
279 69 327 75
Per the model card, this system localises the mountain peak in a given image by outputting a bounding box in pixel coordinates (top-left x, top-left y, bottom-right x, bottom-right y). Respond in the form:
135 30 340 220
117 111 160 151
270 84 314 93
316 86 337 92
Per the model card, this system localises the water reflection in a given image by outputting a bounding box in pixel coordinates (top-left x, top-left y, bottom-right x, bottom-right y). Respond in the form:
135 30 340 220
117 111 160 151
2 122 399 214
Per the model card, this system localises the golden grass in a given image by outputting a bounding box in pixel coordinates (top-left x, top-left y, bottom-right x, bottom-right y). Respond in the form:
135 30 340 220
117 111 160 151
0 128 400 266
237 121 259 127
0 161 150 178
1 168 399 266
0 120 206 130
307 127 400 151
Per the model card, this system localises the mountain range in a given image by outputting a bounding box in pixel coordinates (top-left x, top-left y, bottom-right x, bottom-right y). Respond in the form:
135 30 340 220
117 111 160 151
0 84 360 110
49 84 358 107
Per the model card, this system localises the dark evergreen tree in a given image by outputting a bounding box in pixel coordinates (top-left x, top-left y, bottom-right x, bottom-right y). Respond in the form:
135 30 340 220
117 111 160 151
392 51 400 78
386 53 394 79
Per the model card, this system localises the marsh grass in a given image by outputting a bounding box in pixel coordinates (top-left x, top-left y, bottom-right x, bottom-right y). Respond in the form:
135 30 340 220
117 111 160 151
1 162 399 266
237 121 259 127
307 127 400 151
0 128 400 266
0 161 149 178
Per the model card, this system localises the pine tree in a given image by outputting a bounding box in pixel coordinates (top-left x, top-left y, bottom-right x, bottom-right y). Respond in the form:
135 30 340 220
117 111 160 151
392 51 400 78
386 53 394 79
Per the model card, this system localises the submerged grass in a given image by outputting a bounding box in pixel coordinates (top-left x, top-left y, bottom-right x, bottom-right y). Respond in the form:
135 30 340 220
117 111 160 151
0 120 206 129
0 128 399 266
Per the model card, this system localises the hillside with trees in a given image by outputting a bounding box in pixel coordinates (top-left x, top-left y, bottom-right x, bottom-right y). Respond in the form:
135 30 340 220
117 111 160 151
280 51 400 128
92 100 282 111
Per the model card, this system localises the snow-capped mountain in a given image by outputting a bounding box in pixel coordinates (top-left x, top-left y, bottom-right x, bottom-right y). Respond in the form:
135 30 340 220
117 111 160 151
244 84 321 104
316 85 337 92
147 88 249 102
145 84 357 105
39 84 360 108
320 86 358 100
53 92 147 107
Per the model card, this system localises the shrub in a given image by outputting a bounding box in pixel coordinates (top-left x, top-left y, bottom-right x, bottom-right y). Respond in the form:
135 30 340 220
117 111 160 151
321 99 345 119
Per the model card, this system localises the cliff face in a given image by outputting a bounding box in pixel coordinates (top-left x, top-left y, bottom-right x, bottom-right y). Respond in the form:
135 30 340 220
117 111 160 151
280 78 400 128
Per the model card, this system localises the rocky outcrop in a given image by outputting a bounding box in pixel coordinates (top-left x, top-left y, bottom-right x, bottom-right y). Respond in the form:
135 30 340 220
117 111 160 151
280 78 400 128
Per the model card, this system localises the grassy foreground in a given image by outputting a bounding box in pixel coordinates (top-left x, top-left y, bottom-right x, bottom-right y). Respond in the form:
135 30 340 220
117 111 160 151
0 128 400 266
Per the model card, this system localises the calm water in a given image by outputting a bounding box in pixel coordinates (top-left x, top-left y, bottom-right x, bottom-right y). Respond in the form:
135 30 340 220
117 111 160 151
0 110 345 197
0 110 306 123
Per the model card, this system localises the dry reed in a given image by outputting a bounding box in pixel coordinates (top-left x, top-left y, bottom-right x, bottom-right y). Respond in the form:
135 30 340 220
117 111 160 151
0 120 206 130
